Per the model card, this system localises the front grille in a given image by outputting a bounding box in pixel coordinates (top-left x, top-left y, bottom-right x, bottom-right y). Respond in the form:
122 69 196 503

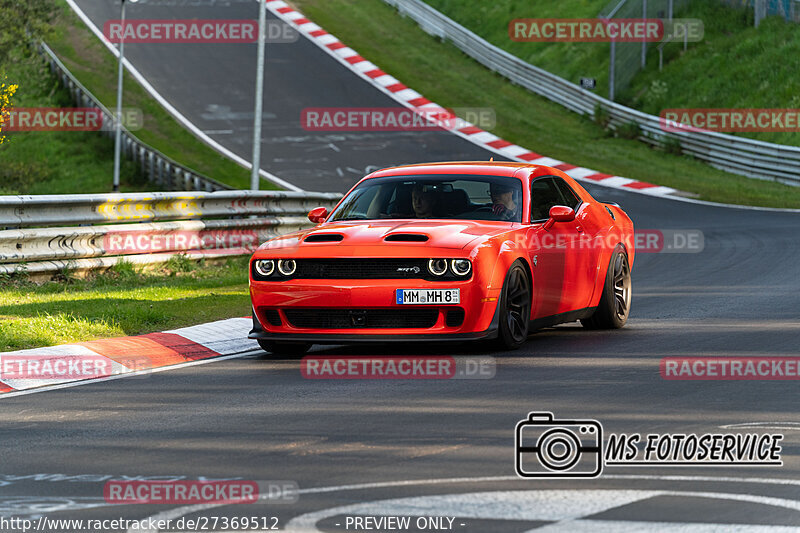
446 308 465 327
252 259 471 281
295 259 429 279
261 308 282 327
284 308 439 329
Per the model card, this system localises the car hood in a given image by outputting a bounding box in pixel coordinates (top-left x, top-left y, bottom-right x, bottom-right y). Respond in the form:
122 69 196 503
263 220 516 250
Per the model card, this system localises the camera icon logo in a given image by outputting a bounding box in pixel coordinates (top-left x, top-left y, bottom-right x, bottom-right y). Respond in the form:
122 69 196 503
515 412 603 478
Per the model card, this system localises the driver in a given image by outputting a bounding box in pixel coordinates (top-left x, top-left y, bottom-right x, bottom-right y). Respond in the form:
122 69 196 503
411 183 441 218
489 182 519 221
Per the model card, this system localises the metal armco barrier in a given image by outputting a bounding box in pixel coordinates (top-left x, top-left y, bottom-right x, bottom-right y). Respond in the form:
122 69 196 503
384 0 800 186
0 190 342 276
41 43 230 192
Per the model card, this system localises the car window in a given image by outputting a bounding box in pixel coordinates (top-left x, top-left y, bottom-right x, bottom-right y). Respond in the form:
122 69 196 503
328 175 524 222
530 178 565 221
553 177 582 210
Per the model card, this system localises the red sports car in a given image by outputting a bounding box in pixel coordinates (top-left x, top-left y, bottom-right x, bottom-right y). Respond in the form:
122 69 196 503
249 162 634 355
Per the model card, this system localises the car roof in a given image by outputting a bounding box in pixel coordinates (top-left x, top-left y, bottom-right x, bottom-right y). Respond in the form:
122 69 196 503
369 161 539 178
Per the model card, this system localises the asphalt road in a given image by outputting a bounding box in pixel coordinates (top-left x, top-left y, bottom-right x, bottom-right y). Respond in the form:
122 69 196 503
70 0 496 192
2 1 798 531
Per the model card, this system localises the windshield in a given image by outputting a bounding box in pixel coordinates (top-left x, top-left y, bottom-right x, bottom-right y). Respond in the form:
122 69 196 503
328 175 524 223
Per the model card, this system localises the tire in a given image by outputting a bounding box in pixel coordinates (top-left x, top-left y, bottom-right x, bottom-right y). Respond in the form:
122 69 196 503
492 261 532 350
581 247 631 329
257 339 311 356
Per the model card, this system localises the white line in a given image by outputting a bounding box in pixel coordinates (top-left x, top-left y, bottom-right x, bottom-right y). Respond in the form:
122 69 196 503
62 0 303 192
126 474 800 533
0 351 260 399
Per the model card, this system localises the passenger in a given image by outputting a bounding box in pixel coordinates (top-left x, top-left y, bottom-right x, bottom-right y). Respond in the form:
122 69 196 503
489 182 520 221
412 184 441 218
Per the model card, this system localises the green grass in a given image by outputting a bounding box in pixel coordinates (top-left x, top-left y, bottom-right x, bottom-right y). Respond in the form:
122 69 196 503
0 257 251 351
43 0 277 191
422 1 800 148
294 0 800 208
0 52 148 195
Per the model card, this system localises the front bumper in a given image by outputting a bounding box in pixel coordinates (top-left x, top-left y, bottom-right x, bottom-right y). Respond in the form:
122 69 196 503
249 278 501 344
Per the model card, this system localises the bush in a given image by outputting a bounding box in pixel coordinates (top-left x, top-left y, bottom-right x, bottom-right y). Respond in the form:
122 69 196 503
616 121 642 140
663 135 683 155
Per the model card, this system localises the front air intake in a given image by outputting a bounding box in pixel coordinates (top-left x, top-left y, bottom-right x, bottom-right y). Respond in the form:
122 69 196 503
384 234 429 242
304 234 344 243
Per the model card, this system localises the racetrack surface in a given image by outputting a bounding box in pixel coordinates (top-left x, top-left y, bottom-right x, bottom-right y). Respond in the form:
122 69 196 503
4 1 798 530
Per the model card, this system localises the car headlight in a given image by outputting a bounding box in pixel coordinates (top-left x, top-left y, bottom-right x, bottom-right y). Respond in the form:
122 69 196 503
278 259 297 276
428 259 448 276
450 259 471 276
254 259 275 277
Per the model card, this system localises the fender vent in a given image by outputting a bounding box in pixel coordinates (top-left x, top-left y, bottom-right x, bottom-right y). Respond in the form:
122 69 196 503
304 234 344 243
384 234 429 242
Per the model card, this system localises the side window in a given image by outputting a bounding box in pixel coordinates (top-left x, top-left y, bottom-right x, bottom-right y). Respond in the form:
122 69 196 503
530 178 564 221
553 178 582 210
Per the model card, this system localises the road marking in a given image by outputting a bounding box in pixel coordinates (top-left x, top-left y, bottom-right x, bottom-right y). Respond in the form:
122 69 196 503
126 474 800 533
0 351 259 399
284 489 800 531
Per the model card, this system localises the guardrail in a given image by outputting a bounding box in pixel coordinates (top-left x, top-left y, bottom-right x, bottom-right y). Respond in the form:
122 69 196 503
41 43 231 192
384 0 800 186
0 190 342 276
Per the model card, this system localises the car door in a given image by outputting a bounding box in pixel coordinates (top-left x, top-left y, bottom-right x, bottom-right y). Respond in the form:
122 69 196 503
552 177 600 312
526 177 589 318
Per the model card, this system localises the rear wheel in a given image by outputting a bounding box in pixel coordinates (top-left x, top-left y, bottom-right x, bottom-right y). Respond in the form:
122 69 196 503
493 261 532 350
257 340 311 357
581 247 631 329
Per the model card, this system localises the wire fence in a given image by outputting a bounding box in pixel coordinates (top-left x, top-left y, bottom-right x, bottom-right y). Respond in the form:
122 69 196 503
598 0 692 100
720 0 800 24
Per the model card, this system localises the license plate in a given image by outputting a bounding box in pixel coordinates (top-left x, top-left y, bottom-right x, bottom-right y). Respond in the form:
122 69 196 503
396 289 460 305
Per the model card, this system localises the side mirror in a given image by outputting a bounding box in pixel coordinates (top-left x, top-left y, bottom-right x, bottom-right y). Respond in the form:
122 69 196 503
542 205 575 230
308 207 328 224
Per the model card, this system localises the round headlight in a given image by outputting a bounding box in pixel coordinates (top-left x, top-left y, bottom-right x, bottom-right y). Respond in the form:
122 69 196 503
428 258 448 276
254 259 275 277
451 259 471 276
278 259 297 276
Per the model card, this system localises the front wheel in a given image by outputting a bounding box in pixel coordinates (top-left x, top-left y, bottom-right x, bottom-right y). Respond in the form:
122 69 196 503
492 261 532 350
581 247 631 329
257 339 311 357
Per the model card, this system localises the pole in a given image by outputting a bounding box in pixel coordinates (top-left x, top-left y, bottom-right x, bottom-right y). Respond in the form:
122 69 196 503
641 0 647 69
609 40 616 101
251 0 267 191
113 0 127 193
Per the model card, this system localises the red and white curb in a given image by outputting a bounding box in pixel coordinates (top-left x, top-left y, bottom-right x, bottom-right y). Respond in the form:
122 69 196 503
266 0 679 198
0 317 258 397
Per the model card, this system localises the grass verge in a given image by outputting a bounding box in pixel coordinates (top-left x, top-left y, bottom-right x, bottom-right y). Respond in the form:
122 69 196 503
422 1 800 147
44 0 277 191
293 0 800 208
0 256 250 351
0 50 148 195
